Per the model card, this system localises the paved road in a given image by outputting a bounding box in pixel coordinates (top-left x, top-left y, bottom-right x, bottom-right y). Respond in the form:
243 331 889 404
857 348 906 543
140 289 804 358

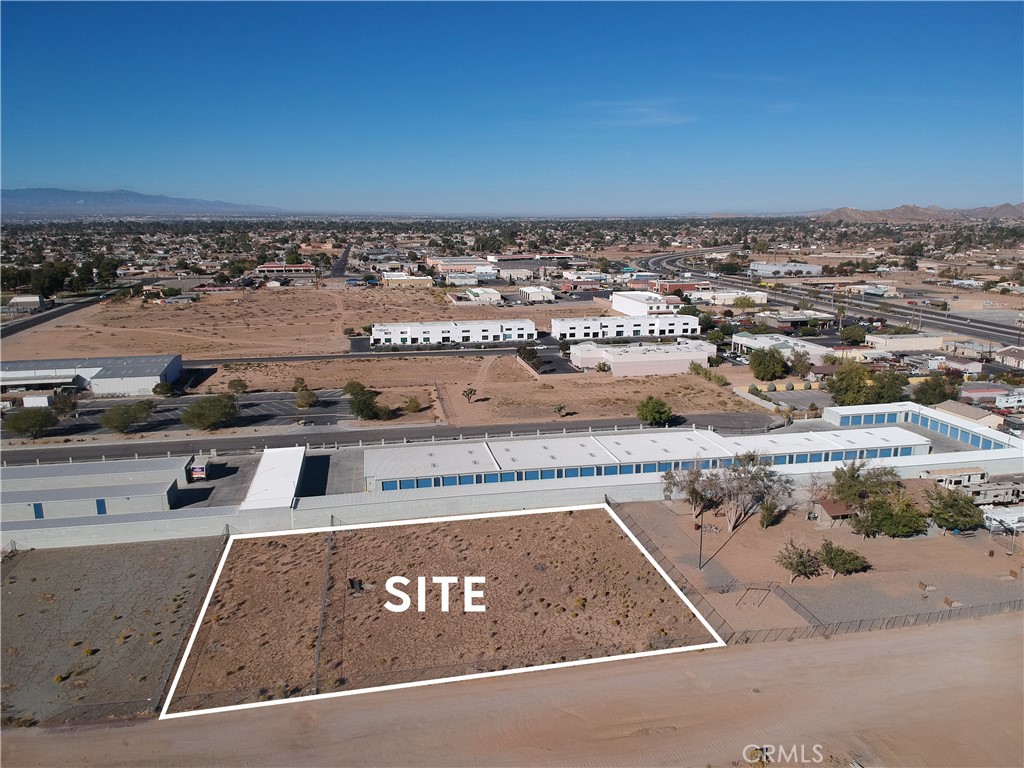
0 412 774 465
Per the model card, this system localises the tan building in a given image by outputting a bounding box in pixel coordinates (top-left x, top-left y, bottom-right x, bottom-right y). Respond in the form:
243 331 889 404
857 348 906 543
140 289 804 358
570 339 717 377
382 272 434 288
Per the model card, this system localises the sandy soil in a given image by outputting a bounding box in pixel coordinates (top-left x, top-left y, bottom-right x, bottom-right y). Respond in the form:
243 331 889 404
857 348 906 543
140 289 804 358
4 614 1019 767
200 355 762 427
167 509 712 714
0 284 611 361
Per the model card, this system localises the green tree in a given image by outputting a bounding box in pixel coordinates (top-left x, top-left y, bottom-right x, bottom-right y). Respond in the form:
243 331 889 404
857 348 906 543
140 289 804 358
706 328 725 344
100 400 154 434
853 495 927 539
405 395 422 414
911 373 961 406
554 403 566 417
227 378 248 395
4 407 58 439
152 381 174 397
636 396 672 426
292 377 307 392
927 487 985 532
839 325 866 345
296 389 319 409
462 387 477 404
732 295 757 310
50 391 78 418
817 540 870 578
829 461 901 512
788 349 813 377
181 394 238 431
775 538 821 583
868 370 909 404
824 362 871 406
749 348 788 381
350 390 381 420
343 380 367 397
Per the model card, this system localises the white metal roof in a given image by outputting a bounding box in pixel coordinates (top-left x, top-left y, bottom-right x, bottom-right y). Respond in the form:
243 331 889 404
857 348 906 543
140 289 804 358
1 456 192 481
363 442 498 478
1 481 175 505
239 447 306 510
488 436 619 471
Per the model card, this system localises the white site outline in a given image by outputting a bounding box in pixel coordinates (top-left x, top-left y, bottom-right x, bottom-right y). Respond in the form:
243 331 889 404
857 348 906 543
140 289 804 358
160 503 727 720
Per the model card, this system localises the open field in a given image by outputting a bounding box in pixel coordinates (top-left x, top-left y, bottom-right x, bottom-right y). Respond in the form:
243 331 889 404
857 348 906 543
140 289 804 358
0 538 223 725
166 508 713 715
4 614 1020 767
203 355 764 427
0 285 612 361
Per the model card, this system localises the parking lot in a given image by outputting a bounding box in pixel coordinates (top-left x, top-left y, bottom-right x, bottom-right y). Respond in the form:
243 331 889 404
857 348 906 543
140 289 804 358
1 390 352 440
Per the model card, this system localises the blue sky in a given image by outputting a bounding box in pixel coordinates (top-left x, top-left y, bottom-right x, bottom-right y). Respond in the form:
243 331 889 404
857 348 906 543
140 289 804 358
2 2 1021 215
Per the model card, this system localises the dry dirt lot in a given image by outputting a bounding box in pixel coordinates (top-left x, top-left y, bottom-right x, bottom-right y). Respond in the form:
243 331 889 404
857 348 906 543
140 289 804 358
0 285 611 361
166 509 713 715
4 614 1020 767
0 538 222 725
202 355 763 427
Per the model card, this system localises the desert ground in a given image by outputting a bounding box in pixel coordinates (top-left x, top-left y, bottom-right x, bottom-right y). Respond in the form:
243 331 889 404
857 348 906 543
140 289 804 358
0 284 613 361
0 538 222 725
3 614 1019 767
167 509 712 714
201 354 764 428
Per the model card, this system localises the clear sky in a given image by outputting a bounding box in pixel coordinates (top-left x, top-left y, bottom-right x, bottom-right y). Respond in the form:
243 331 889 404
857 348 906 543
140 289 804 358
2 2 1022 215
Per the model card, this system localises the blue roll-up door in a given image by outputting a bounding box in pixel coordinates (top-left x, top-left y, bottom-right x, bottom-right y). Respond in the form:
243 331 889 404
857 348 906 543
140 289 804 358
96 499 107 515
33 503 44 520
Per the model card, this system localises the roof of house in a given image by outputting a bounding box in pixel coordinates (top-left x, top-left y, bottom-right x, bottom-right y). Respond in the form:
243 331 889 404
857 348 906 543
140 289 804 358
933 400 995 421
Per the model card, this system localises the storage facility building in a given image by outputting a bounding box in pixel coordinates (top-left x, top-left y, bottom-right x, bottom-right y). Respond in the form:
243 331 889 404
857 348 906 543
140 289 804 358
371 320 536 346
570 339 717 376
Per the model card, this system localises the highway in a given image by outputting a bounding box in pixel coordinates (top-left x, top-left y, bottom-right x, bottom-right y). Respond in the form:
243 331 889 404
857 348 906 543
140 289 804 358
634 251 1022 346
0 411 774 466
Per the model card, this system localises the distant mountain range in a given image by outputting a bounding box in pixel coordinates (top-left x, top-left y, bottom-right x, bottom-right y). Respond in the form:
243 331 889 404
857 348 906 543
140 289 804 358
1 188 283 217
818 203 1024 224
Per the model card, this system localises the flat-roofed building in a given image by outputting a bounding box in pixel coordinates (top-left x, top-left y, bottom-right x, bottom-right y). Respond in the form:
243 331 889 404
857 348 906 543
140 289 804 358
753 309 835 330
685 289 768 306
610 291 681 316
519 286 555 303
239 447 306 510
382 272 434 288
730 333 832 365
865 333 945 352
570 339 718 376
371 320 536 346
464 287 502 304
0 355 183 397
550 315 699 341
254 262 316 276
423 256 491 274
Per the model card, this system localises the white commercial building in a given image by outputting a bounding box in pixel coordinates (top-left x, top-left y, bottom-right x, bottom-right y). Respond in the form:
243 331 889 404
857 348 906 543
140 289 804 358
371 320 536 346
519 286 555 303
562 270 607 282
571 339 718 377
550 315 699 341
995 389 1024 409
239 447 307 511
686 289 768 306
0 355 183 397
749 262 823 277
382 272 434 288
865 333 945 352
731 333 832 365
463 287 503 304
610 291 681 316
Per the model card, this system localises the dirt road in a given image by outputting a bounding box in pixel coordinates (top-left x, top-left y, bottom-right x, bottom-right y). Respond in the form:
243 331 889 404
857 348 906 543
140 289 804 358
3 614 1021 767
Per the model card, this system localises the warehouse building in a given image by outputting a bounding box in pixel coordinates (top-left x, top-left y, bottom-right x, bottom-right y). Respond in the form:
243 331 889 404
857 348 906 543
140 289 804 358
753 309 836 331
571 339 717 376
865 333 945 352
519 286 555 303
382 272 434 288
371 320 536 346
550 315 699 341
0 355 183 396
685 289 769 306
749 262 823 278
